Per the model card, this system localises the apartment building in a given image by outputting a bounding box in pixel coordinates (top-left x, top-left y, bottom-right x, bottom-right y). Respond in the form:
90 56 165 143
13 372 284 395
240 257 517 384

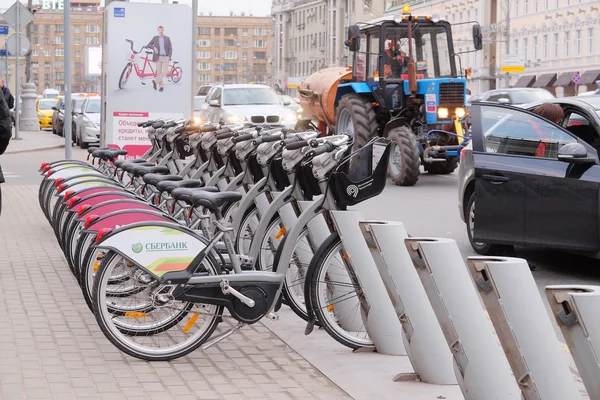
195 15 274 85
271 0 387 95
0 7 273 94
398 0 600 96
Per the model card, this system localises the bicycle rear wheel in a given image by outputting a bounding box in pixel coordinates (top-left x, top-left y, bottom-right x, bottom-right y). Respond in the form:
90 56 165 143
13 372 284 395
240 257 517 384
119 63 133 89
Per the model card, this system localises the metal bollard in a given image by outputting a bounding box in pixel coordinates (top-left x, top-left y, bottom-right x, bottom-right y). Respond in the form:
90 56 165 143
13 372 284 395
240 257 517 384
405 238 522 399
360 221 456 384
546 285 600 400
330 211 407 356
468 257 581 400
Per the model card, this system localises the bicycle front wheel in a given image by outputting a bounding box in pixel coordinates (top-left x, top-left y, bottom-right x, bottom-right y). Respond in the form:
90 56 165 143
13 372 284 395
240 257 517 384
171 67 182 83
119 63 133 89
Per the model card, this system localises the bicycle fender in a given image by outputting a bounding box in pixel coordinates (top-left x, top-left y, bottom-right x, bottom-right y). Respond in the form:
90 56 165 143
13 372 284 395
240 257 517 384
45 166 103 181
94 222 207 279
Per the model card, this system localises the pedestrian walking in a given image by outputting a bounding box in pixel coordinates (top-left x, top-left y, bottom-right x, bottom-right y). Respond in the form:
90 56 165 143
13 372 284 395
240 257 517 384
0 88 12 155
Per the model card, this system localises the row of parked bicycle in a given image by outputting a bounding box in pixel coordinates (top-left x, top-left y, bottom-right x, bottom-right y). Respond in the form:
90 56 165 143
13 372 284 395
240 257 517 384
38 116 392 361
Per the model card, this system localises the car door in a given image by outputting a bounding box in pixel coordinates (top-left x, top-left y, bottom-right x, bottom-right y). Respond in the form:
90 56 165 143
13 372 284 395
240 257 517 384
470 103 600 252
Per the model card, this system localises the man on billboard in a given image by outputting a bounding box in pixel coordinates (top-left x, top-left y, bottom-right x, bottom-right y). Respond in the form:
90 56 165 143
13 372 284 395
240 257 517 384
147 26 172 92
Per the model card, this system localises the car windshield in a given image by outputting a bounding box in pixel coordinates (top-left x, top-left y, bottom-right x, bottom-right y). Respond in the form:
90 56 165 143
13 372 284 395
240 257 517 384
74 99 85 110
223 88 281 106
194 97 205 110
85 99 101 113
38 100 56 110
510 90 555 104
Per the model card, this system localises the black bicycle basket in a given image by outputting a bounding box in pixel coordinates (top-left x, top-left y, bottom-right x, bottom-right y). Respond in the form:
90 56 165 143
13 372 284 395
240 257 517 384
270 156 290 191
247 154 264 182
297 161 322 200
329 137 391 210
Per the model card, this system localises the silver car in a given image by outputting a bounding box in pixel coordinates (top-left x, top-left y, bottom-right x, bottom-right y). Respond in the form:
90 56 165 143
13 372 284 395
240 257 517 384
200 84 298 128
73 96 101 149
194 95 205 123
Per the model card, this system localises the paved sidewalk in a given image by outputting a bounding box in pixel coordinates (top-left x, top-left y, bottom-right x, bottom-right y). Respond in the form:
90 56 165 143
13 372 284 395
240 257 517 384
5 129 65 154
0 185 350 400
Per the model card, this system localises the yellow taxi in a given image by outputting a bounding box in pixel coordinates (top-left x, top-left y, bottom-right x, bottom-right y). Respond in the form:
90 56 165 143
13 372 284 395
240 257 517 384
37 97 60 129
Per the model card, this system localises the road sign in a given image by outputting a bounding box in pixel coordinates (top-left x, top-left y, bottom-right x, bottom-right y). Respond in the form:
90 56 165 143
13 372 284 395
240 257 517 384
2 2 34 31
221 65 225 71
0 25 8 35
572 73 581 84
501 54 525 73
0 49 6 57
6 33 30 57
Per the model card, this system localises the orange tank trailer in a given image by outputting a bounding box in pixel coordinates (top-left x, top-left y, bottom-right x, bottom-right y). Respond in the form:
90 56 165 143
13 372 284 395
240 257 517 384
297 67 352 135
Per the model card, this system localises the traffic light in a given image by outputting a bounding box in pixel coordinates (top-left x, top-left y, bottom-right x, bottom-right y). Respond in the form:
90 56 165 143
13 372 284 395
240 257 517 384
465 68 472 80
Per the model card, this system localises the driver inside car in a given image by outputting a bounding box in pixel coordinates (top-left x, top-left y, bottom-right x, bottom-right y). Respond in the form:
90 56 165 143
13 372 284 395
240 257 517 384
383 38 409 79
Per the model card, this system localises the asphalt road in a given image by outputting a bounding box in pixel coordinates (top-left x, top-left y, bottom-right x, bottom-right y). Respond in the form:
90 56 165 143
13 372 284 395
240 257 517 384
4 146 600 298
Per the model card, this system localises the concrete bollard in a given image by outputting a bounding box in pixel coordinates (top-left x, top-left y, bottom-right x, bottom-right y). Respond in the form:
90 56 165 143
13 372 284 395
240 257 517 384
405 237 522 399
360 221 456 384
546 285 600 400
329 210 407 356
20 82 40 131
468 257 581 400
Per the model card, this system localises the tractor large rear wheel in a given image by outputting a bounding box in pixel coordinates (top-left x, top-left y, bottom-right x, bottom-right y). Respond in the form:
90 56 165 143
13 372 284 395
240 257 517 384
334 94 377 151
387 126 420 186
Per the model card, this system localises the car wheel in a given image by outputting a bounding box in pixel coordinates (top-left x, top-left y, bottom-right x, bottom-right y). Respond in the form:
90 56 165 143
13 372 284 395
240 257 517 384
466 192 512 255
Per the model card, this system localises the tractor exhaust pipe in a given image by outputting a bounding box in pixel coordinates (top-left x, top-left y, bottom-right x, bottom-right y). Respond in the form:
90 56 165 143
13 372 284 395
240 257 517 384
407 16 417 98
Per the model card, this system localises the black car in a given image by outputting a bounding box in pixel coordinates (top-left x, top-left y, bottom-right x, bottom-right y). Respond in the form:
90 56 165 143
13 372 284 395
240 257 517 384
458 99 600 255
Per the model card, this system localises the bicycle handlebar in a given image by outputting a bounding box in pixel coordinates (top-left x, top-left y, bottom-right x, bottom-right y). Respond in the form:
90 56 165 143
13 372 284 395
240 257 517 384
216 131 236 140
285 140 309 150
232 133 256 143
125 39 150 55
306 142 336 157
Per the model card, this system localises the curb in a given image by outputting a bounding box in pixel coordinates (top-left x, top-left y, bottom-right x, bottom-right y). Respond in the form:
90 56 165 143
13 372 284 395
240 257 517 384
5 144 65 155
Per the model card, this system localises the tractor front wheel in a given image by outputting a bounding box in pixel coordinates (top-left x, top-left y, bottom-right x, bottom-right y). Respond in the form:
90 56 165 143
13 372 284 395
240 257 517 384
387 126 420 187
334 94 377 152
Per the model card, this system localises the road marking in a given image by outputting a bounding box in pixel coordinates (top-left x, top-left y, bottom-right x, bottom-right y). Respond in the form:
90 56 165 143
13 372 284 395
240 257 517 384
2 170 21 179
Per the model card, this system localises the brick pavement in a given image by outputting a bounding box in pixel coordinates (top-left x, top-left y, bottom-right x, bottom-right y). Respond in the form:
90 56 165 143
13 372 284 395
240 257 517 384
5 129 65 154
0 185 351 400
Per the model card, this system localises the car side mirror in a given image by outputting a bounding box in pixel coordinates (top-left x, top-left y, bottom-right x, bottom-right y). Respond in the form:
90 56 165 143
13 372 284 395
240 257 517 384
472 24 483 51
209 99 219 107
282 99 291 106
497 98 511 104
344 25 361 52
557 143 595 164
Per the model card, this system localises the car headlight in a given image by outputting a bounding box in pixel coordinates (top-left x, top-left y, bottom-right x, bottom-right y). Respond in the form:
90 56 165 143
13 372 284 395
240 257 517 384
437 107 449 119
296 107 303 115
38 112 45 118
83 118 95 128
194 117 202 124
226 115 246 123
282 113 297 122
455 107 466 119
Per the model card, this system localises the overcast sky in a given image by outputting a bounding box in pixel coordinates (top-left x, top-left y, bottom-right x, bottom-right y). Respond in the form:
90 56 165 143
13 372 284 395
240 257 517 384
0 0 273 16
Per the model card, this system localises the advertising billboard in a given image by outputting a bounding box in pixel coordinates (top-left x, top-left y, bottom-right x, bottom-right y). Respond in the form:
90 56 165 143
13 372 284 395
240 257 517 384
101 2 192 158
86 46 102 76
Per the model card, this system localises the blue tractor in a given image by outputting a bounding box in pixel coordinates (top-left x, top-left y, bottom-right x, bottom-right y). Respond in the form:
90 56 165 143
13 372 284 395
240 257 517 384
320 7 482 186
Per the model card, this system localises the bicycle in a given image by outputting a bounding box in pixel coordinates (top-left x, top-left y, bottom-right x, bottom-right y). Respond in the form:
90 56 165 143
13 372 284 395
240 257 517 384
118 39 183 90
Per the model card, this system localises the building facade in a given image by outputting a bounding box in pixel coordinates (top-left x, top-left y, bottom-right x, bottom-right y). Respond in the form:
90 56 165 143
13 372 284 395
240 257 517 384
271 0 387 94
0 8 273 94
395 0 600 96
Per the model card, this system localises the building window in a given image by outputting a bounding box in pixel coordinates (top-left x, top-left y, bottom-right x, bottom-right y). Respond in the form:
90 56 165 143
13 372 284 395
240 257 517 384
33 73 38 80
44 38 51 44
565 31 570 56
523 38 527 60
225 63 237 71
254 51 266 60
214 52 220 59
44 49 50 57
214 64 222 71
554 0 558 7
197 74 211 82
198 62 210 70
31 62 38 68
74 38 80 45
589 28 594 54
224 28 237 36
56 48 64 56
214 28 220 35
242 53 248 60
197 27 210 35
86 37 99 45
254 28 267 36
515 0 519 16
86 25 100 33
55 35 64 44
242 41 248 48
225 39 236 47
533 36 538 60
44 25 50 34
56 72 65 80
45 62 50 68
224 51 237 59
75 62 80 69
74 26 80 33
254 40 267 48
576 30 582 55
542 34 548 58
198 40 211 47
75 50 80 58
55 24 64 32
215 41 221 47
242 29 248 36
513 39 519 56
56 85 64 92
55 60 64 68
197 51 210 59
553 33 559 57
32 37 39 45
32 50 38 57
534 0 539 11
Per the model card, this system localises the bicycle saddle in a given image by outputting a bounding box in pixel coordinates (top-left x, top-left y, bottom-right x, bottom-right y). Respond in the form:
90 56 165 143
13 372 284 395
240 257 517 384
114 158 148 168
120 162 155 173
132 165 170 178
171 186 219 203
92 149 128 162
87 146 111 154
142 173 183 186
191 190 242 212
156 179 202 193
